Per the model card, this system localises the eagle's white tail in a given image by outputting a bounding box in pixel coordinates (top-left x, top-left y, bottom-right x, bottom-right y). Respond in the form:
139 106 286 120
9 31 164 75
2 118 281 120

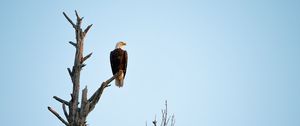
115 71 124 87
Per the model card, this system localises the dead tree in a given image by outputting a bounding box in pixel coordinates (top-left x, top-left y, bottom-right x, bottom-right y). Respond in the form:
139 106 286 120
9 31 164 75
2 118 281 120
48 11 120 126
151 101 175 126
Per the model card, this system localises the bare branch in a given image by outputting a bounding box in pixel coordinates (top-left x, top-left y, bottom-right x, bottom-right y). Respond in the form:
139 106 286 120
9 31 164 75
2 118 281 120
166 116 171 126
75 10 81 20
88 71 121 112
69 41 77 47
74 10 83 27
161 110 165 126
53 96 70 106
84 24 93 35
82 52 93 63
63 12 75 28
48 106 69 126
62 103 69 122
151 101 175 126
171 115 175 126
162 101 168 126
67 68 73 78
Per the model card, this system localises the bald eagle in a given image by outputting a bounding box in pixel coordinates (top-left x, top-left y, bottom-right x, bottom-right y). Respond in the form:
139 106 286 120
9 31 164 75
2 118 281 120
110 41 128 87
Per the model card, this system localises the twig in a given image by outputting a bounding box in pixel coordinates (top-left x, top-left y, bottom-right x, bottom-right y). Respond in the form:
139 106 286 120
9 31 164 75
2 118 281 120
53 96 70 106
151 101 175 126
74 10 83 27
69 41 77 47
84 24 93 35
81 52 93 63
62 103 69 122
75 10 82 21
171 115 175 126
48 106 69 126
67 68 73 78
63 12 75 28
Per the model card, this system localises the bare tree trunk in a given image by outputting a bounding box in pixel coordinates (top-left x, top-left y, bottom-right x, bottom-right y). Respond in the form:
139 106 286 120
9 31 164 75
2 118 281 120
48 10 120 126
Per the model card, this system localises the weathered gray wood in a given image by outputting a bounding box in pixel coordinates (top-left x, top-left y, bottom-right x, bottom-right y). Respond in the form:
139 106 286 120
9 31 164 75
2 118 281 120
62 103 69 122
79 86 88 125
82 52 93 63
67 68 73 78
48 11 118 126
69 41 77 47
63 12 75 28
84 24 93 35
53 96 69 106
48 106 69 126
88 71 120 112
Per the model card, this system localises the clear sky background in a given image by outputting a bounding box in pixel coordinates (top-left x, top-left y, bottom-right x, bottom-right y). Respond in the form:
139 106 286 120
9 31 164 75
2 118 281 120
0 0 299 126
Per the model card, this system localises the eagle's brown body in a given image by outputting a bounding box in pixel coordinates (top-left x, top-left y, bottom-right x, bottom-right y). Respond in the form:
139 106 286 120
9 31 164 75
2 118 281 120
110 47 128 87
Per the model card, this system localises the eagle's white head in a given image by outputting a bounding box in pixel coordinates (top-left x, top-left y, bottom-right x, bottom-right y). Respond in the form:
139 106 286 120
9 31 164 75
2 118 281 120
115 41 127 49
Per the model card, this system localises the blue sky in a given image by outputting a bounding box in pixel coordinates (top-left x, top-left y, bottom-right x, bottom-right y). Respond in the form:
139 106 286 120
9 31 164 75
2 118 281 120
0 0 300 126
